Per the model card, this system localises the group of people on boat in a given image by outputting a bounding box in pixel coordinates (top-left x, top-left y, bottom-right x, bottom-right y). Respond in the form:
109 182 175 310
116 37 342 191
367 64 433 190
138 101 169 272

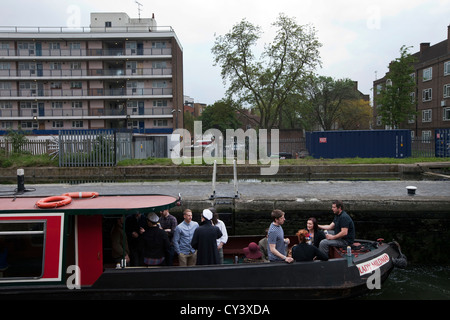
270 200 355 263
111 207 228 267
243 200 355 263
110 200 354 267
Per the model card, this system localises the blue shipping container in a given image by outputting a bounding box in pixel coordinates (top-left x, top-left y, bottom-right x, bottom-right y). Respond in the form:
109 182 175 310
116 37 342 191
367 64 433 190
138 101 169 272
306 130 411 159
435 129 450 157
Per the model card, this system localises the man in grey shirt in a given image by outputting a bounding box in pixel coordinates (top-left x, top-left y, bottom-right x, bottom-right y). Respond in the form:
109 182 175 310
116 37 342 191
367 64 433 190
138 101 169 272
268 209 293 263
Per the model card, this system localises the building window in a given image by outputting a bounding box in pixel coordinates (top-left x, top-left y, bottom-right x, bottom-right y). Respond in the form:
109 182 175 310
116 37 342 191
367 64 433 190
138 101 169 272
71 81 82 89
443 107 450 121
70 62 81 70
422 130 432 142
153 100 168 107
376 116 382 126
69 42 81 50
444 84 450 98
153 81 167 88
152 61 167 69
1 121 13 129
20 121 37 129
20 101 37 109
422 109 432 122
72 101 82 108
153 119 168 127
50 62 61 70
52 121 64 128
0 82 12 89
72 120 83 128
422 88 432 102
50 82 62 89
51 101 63 109
152 41 166 48
127 120 139 129
445 61 450 76
19 82 36 90
0 62 10 70
105 21 112 28
49 42 60 50
0 102 12 109
423 67 432 82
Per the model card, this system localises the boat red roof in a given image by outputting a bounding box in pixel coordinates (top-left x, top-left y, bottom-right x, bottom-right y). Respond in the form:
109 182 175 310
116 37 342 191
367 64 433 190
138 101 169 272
0 194 178 214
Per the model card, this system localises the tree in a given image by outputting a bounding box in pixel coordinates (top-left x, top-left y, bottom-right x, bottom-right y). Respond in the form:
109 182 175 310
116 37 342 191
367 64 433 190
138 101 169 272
6 128 28 154
375 45 417 129
199 99 242 133
302 76 359 131
212 13 322 130
338 99 373 130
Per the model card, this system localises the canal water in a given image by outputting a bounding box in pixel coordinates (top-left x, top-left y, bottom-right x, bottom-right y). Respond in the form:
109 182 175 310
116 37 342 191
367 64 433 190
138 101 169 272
357 264 450 300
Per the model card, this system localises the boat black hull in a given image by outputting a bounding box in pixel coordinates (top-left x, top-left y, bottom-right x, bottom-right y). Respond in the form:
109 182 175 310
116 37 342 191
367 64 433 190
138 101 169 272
0 241 404 300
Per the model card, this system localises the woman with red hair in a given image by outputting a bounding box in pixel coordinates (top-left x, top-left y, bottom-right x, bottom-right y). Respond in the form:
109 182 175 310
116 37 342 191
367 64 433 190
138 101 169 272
291 229 329 262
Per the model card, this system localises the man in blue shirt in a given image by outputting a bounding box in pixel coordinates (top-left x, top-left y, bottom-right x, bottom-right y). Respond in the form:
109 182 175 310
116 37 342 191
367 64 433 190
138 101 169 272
173 209 199 266
318 200 355 257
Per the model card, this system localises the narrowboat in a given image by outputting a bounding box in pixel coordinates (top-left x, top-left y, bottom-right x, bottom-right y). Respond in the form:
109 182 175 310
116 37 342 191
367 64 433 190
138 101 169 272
0 192 406 300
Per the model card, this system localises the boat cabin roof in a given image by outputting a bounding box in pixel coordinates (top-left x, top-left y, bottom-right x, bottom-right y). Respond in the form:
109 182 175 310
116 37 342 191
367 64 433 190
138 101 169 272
0 194 179 215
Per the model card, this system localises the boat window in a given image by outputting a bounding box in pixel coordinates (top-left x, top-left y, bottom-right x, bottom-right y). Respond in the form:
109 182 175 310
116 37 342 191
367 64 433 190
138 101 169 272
0 220 45 280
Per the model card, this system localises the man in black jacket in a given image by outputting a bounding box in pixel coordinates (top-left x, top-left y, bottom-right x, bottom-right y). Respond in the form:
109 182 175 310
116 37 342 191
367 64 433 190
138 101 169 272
142 212 170 266
191 209 222 265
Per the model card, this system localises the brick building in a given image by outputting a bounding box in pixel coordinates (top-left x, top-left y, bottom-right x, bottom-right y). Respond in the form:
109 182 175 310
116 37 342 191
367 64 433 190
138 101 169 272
0 12 183 135
373 25 450 140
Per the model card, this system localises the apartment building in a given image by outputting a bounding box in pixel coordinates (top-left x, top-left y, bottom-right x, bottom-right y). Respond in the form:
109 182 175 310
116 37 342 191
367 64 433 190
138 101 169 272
373 25 450 140
0 12 183 135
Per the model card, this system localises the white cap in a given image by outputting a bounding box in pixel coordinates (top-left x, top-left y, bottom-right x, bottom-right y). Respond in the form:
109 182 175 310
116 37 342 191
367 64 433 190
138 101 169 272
202 209 213 220
147 212 159 223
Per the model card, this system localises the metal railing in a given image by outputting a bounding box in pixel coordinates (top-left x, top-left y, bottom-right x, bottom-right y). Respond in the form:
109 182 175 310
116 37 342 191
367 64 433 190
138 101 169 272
0 48 172 57
0 87 173 97
0 107 173 118
0 25 175 33
58 129 118 167
0 68 172 77
411 137 435 157
0 139 52 155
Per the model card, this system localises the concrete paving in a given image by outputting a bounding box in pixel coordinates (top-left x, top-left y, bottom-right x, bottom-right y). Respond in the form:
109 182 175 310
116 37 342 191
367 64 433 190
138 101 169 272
2 179 449 201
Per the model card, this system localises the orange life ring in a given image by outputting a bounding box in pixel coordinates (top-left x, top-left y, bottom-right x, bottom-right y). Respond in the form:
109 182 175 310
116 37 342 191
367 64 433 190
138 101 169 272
62 192 99 199
36 195 72 209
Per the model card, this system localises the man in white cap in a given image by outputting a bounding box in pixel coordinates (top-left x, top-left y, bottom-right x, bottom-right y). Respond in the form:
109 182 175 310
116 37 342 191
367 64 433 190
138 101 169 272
141 212 170 266
191 209 223 265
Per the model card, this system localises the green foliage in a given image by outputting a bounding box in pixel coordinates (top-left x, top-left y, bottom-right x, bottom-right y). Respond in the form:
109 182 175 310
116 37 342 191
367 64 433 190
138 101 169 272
0 153 57 168
5 129 28 154
375 45 417 128
301 76 359 130
199 99 242 132
212 13 322 130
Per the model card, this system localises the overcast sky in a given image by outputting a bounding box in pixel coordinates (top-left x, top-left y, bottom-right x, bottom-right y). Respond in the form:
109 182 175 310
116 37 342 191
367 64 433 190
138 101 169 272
2 0 450 105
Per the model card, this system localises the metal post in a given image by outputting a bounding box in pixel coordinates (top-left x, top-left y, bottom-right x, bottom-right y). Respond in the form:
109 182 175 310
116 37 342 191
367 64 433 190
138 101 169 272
233 159 239 198
210 160 217 199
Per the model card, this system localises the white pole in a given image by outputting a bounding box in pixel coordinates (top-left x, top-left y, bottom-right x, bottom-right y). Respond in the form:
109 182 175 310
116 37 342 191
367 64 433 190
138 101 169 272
233 159 239 198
